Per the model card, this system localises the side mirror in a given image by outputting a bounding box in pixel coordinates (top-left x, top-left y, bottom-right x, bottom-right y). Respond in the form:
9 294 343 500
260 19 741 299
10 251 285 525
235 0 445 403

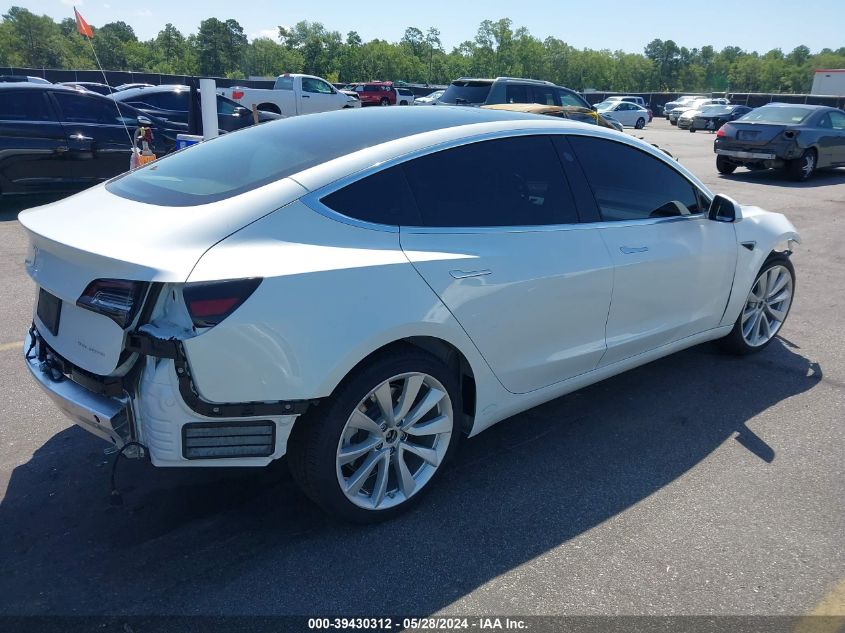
591 104 597 112
708 193 743 223
137 115 152 126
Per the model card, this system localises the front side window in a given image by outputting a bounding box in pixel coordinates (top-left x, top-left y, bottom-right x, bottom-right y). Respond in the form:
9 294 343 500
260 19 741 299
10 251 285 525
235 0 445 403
303 78 333 94
558 89 589 108
828 110 845 130
568 136 704 221
402 135 579 227
216 96 238 115
146 91 189 111
53 92 130 125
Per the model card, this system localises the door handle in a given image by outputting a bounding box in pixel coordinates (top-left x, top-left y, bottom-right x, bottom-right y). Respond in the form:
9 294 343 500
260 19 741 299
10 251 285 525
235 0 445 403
619 246 649 254
449 269 492 279
55 146 69 153
302 95 310 98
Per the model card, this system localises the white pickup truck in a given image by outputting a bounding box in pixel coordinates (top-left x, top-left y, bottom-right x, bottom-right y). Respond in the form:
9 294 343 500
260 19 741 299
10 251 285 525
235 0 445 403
218 73 360 116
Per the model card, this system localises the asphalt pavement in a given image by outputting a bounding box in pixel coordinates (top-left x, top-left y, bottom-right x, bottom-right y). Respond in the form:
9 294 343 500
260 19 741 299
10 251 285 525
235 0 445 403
0 119 843 624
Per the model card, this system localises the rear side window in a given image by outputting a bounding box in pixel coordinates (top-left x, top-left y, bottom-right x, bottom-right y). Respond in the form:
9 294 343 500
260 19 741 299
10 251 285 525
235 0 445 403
0 90 54 121
402 135 579 227
130 91 188 111
274 76 294 90
440 81 492 105
531 86 558 106
505 85 530 104
568 136 703 221
321 166 419 226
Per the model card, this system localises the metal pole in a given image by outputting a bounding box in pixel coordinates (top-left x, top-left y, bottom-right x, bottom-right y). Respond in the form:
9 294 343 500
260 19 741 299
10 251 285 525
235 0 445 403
199 78 219 140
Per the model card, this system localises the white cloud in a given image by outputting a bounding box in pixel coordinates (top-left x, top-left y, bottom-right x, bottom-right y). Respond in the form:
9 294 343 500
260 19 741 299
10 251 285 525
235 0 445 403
135 8 152 16
250 28 281 42
60 0 79 6
103 3 110 7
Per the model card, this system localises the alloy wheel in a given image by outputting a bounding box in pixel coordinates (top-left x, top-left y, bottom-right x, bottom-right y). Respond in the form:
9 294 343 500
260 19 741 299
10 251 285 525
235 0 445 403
741 265 793 347
801 152 816 179
336 372 453 510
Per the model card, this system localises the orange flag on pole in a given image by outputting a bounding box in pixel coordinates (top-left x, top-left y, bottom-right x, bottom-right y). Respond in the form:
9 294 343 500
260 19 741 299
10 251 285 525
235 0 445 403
74 7 93 38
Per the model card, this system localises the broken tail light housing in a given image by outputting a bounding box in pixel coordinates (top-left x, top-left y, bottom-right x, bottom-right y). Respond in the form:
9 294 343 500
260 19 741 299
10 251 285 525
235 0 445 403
183 278 262 328
77 279 147 328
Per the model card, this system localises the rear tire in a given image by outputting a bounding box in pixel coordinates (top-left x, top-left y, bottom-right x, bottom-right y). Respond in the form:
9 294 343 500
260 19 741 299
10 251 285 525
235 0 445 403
717 254 795 355
716 155 737 174
287 346 461 523
379 98 390 106
635 117 645 129
670 119 677 126
689 127 696 133
786 149 816 181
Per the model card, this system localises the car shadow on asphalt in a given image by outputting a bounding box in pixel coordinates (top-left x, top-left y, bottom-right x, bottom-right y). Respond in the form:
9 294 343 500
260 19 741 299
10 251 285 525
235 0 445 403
0 194 67 221
719 166 845 188
0 338 822 618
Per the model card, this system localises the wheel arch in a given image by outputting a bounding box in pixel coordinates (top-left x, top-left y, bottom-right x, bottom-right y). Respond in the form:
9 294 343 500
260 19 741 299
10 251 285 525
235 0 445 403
257 102 281 115
720 212 801 328
312 334 479 436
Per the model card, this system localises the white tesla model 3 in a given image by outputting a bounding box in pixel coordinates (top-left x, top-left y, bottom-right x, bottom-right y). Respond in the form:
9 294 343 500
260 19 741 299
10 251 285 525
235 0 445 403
21 107 800 522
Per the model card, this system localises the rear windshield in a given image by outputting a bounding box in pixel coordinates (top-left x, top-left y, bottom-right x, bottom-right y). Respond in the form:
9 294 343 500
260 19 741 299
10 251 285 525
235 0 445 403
273 76 294 90
440 81 492 105
738 106 813 124
105 108 482 206
700 105 732 115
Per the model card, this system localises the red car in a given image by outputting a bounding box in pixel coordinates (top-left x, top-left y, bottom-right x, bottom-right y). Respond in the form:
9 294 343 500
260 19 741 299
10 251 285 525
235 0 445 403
348 81 396 106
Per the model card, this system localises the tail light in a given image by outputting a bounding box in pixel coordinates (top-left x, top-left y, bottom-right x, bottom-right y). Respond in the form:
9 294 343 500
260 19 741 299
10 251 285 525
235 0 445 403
716 127 727 137
232 90 244 100
183 278 262 328
77 279 147 328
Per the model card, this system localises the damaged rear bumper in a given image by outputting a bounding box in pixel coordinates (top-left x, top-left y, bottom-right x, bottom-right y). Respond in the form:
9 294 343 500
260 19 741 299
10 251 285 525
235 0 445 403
24 330 133 448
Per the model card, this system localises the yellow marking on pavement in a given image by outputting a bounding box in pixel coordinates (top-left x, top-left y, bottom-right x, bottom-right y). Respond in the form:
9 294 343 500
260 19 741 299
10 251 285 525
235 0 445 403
0 341 23 352
794 579 845 633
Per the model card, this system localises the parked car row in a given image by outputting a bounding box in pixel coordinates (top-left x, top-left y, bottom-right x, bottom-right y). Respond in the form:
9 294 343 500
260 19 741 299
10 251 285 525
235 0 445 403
0 83 180 196
112 85 281 133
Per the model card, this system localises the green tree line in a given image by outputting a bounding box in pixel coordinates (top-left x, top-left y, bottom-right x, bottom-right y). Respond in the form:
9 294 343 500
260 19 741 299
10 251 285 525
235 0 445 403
2 7 843 92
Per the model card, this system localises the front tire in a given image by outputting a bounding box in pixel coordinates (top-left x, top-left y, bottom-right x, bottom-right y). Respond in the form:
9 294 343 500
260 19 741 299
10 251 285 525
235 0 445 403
379 97 390 106
287 346 461 523
718 254 795 355
786 149 816 181
716 155 737 174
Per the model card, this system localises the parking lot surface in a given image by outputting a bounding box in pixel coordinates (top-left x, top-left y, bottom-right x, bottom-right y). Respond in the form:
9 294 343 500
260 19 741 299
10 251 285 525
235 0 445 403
0 119 843 620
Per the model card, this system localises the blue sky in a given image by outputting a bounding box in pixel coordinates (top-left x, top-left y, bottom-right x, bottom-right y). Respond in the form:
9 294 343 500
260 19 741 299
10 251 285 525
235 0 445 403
14 0 844 54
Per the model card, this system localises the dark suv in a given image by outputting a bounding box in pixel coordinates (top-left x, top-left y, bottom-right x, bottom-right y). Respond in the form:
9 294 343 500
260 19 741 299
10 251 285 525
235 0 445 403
436 77 590 109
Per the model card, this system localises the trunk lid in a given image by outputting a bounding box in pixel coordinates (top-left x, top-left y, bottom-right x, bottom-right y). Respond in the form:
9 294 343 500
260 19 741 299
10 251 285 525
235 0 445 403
721 122 788 146
21 178 306 375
